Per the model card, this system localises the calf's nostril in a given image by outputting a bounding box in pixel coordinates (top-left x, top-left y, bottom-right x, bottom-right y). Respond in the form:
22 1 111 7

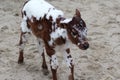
83 43 89 49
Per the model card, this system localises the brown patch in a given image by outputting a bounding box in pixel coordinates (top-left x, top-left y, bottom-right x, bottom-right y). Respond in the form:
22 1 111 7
54 36 66 45
49 16 53 21
56 18 61 24
44 40 55 57
66 48 70 53
24 15 58 57
68 29 78 45
66 48 73 65
27 16 52 41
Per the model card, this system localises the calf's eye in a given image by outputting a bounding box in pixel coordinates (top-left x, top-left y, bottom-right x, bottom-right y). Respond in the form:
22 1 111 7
71 31 77 36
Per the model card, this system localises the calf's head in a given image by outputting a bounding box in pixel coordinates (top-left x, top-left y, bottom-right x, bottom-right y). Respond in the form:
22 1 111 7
67 9 89 50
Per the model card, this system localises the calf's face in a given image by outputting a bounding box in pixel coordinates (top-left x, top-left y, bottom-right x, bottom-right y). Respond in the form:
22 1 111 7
67 9 89 50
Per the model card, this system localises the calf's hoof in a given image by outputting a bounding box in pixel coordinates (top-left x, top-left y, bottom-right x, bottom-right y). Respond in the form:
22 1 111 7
42 69 49 75
69 74 74 80
18 59 24 64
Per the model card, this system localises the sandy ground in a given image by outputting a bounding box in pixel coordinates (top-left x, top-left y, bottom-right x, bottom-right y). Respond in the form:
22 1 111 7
0 0 120 80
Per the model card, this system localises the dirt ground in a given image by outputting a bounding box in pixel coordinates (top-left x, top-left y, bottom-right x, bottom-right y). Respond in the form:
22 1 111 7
0 0 120 80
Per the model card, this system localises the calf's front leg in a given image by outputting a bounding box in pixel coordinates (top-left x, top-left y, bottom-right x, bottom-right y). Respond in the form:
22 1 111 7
46 47 58 80
50 54 58 80
65 48 74 80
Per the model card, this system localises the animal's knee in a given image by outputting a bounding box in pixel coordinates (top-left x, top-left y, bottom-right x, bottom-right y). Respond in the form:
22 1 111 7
50 54 59 69
64 53 74 68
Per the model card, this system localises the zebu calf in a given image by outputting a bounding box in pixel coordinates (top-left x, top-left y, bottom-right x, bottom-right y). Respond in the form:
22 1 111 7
18 0 89 80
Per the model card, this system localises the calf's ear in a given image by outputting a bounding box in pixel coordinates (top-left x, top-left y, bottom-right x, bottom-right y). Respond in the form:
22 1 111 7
75 9 81 17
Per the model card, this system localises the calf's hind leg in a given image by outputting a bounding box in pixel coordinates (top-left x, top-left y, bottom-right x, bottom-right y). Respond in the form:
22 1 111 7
18 32 31 64
41 51 49 75
18 19 31 64
37 39 49 75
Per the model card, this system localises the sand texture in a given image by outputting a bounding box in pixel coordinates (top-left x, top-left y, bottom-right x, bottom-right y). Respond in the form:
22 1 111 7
0 0 120 80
